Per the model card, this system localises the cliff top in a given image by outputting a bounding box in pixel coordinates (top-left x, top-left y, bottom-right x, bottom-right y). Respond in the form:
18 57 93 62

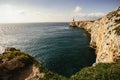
0 47 67 80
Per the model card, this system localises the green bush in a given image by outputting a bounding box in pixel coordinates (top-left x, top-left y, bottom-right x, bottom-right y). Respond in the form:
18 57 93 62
70 62 120 80
1 51 120 80
41 71 68 80
1 51 27 59
0 51 37 66
0 51 31 60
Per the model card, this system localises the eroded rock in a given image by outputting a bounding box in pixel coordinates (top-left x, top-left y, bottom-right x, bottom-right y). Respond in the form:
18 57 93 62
70 7 120 63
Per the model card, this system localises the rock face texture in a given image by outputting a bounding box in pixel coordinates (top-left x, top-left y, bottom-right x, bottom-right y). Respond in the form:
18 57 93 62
0 47 44 80
70 7 120 63
0 48 67 80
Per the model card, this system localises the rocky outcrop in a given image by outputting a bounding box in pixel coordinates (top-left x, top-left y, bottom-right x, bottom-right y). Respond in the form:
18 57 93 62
0 47 67 80
0 47 44 80
70 7 120 63
25 66 44 80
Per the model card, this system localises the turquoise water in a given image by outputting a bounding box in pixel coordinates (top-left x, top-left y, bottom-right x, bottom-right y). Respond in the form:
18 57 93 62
0 23 96 77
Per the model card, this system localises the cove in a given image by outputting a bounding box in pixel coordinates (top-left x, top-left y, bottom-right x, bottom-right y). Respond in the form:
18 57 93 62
32 24 96 77
0 23 96 77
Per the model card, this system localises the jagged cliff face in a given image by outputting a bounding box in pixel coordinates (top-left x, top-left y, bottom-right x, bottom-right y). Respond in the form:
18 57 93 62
92 7 120 63
70 7 120 63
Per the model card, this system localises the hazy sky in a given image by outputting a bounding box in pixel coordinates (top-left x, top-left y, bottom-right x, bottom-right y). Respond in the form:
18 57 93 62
0 0 119 23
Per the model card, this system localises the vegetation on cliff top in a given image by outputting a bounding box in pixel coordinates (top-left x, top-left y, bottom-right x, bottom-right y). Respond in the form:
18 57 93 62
0 51 67 80
0 51 41 67
70 62 120 80
1 51 120 80
41 71 67 80
0 51 32 60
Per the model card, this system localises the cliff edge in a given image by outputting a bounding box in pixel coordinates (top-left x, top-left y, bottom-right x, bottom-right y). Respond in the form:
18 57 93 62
0 47 67 80
0 47 45 80
70 7 120 63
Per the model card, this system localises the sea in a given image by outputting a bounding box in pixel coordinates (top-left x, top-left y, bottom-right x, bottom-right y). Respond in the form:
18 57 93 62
0 22 96 77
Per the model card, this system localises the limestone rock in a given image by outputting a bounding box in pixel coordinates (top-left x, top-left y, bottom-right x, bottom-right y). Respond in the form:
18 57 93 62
0 48 44 80
70 7 120 63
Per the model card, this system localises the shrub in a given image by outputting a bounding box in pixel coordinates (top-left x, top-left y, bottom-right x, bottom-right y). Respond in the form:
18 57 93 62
1 51 120 80
0 51 31 60
70 62 120 80
41 71 68 80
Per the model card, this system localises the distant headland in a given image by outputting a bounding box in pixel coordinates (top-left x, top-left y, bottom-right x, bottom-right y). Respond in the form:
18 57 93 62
0 7 120 80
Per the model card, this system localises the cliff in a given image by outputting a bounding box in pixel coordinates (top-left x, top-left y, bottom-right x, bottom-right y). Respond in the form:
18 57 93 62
0 7 120 80
0 47 67 80
0 47 45 80
0 47 120 80
70 7 120 63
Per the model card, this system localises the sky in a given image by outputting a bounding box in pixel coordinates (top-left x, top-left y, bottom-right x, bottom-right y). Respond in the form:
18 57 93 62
0 0 119 23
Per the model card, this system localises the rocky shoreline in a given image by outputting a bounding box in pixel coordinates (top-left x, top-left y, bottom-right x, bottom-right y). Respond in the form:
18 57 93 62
0 7 120 80
70 7 120 63
1 47 120 80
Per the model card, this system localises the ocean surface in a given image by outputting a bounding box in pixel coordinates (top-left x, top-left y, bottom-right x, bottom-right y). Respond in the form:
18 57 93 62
0 23 96 77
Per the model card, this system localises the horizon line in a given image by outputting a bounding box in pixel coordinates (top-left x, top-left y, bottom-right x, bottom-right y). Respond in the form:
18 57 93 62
0 21 70 24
